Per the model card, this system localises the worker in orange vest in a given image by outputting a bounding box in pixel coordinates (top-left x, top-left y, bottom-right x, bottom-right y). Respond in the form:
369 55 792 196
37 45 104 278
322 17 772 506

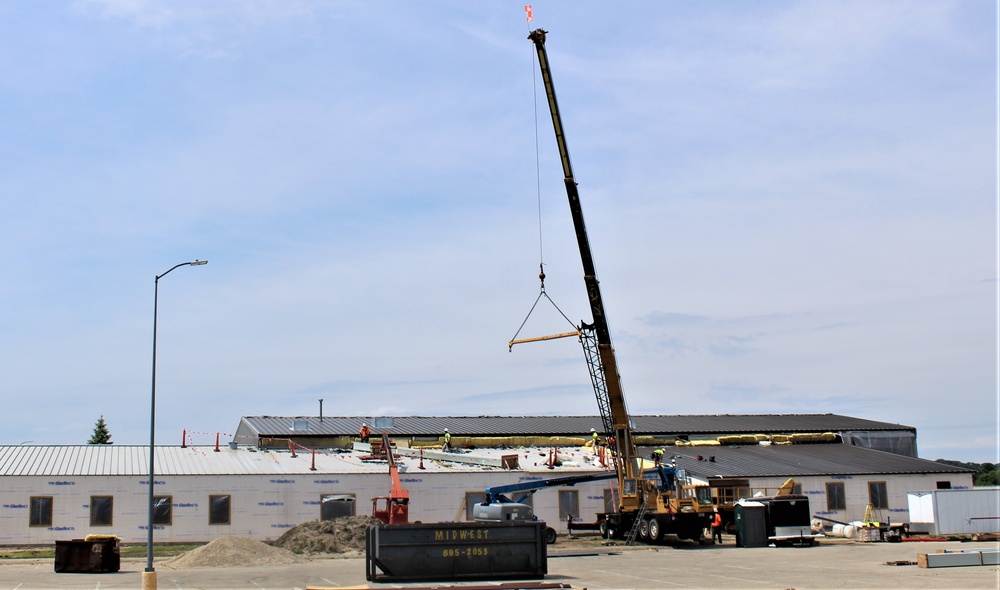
711 508 724 544
359 423 370 443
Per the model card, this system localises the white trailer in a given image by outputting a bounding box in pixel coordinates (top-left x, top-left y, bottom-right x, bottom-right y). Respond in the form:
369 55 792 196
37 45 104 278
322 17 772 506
906 487 1000 536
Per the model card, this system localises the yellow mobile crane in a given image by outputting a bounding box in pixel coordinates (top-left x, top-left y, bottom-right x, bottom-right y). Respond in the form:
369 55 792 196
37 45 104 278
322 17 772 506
523 29 715 543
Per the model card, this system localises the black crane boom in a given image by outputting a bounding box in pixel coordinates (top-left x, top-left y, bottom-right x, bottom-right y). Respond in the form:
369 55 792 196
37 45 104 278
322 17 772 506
528 28 640 506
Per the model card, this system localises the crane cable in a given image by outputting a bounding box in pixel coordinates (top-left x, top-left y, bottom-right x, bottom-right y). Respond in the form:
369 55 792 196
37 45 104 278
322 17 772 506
508 43 578 352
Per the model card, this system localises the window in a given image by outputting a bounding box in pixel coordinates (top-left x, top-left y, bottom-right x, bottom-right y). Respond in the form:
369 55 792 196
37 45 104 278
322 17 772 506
464 492 486 521
30 496 52 527
320 494 356 521
622 479 637 496
153 496 172 525
693 486 713 506
90 496 113 526
712 480 751 504
868 481 888 510
209 495 231 525
826 482 846 510
558 490 580 519
936 481 952 490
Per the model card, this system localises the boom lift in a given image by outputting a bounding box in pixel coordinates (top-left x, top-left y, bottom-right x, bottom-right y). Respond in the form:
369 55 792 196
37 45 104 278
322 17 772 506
473 471 618 544
371 432 410 525
523 29 715 543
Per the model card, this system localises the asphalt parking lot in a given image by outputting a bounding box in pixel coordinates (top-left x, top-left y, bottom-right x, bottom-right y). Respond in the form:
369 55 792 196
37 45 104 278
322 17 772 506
1 538 997 589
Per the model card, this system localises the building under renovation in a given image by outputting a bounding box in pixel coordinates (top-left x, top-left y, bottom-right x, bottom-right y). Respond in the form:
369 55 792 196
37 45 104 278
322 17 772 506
0 413 979 547
233 413 920 457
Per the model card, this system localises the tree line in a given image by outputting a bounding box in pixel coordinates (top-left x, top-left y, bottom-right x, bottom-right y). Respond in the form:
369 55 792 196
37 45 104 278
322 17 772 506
935 459 1000 486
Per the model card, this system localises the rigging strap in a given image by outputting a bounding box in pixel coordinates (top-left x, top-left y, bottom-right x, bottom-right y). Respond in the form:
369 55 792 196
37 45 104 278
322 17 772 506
508 264 579 351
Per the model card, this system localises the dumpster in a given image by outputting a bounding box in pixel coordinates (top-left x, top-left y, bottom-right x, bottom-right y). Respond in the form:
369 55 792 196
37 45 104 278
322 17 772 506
54 536 120 573
366 521 546 582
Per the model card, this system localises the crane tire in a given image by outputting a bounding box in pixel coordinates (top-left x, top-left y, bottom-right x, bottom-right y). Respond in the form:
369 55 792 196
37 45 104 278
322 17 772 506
647 518 662 542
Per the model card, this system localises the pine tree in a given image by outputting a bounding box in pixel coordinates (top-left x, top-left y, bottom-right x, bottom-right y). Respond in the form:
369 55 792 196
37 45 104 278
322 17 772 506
87 415 113 445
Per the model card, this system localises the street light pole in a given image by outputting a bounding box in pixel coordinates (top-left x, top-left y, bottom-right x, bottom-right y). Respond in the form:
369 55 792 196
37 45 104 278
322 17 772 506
144 260 207 590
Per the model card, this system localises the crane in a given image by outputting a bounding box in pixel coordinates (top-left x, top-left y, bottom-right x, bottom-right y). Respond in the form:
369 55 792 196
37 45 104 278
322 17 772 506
525 29 715 543
371 432 409 525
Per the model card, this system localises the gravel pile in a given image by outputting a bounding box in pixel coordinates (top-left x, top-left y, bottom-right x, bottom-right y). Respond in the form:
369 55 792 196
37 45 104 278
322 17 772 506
273 515 380 555
161 535 304 569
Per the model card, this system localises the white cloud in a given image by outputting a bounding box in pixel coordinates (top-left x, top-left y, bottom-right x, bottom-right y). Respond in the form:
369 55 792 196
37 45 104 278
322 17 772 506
0 2 994 463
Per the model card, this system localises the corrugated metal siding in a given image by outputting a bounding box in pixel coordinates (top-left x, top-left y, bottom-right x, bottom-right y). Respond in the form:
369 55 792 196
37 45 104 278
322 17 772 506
239 414 914 438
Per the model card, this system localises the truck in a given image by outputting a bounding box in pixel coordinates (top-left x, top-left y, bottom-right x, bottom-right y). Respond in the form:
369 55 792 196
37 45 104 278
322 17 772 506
520 29 719 543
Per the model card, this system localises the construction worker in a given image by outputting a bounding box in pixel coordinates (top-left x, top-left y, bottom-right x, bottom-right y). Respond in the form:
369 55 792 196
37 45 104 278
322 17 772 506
359 423 370 443
590 428 599 447
651 448 664 465
711 508 724 544
442 428 452 451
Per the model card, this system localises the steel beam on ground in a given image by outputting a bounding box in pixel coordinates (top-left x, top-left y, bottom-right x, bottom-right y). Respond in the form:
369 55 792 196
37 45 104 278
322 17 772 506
918 548 1000 568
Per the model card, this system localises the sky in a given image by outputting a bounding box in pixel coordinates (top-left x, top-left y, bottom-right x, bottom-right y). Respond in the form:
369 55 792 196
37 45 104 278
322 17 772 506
0 1 996 463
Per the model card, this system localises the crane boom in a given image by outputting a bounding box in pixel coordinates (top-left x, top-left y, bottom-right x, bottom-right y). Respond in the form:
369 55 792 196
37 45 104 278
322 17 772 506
484 472 618 505
371 432 409 525
523 29 720 543
528 28 641 507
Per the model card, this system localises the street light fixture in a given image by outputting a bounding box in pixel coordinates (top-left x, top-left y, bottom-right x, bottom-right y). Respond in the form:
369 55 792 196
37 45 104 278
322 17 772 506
144 259 207 590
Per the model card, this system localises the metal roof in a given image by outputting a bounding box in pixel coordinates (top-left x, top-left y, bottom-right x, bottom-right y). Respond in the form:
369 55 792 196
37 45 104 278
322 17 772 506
236 414 914 439
0 442 967 479
0 444 532 477
659 444 973 479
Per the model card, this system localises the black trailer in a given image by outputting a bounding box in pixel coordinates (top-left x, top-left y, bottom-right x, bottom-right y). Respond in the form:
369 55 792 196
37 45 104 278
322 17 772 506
736 495 819 546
